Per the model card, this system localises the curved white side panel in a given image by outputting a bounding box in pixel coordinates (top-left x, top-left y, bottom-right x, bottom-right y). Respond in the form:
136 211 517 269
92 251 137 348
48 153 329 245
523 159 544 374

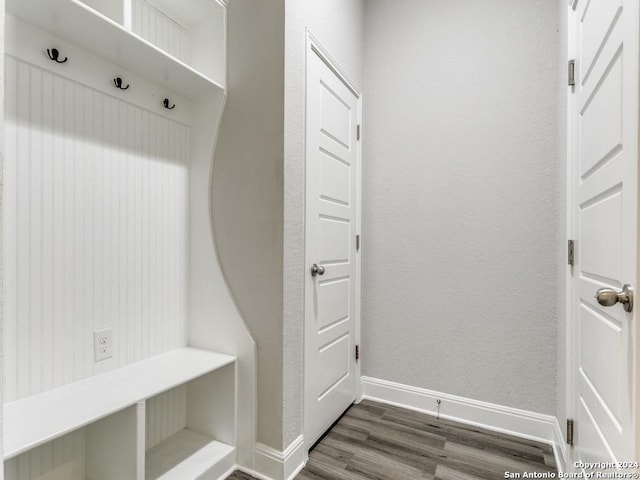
188 96 257 468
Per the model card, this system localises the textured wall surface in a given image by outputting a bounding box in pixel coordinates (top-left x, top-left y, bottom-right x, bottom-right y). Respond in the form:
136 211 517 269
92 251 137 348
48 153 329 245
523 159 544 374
1 0 5 469
283 0 364 448
361 0 565 416
213 0 364 451
556 2 568 438
212 0 285 449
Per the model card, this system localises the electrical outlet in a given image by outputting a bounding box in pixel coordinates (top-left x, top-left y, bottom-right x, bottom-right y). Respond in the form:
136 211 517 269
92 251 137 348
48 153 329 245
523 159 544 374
94 328 113 362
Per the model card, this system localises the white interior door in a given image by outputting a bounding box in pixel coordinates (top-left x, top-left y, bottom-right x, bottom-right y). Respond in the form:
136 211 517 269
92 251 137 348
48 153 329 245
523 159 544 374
568 0 638 467
304 41 360 447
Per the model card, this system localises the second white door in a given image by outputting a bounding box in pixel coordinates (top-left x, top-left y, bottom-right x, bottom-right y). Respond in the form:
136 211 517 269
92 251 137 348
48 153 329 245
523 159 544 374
568 0 638 467
304 42 360 447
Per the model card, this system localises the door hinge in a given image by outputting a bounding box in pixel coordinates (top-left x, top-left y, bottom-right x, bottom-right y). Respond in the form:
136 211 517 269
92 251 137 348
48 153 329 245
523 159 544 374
568 59 576 87
356 234 360 251
357 124 361 141
566 419 574 445
355 345 360 361
568 239 575 266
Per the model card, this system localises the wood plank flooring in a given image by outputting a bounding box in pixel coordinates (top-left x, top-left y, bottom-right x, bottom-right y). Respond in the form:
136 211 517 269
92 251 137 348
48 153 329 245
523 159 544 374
226 399 557 480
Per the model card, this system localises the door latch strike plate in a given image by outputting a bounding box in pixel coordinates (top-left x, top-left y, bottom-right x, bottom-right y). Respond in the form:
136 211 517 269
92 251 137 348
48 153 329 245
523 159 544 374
567 419 574 445
355 345 360 361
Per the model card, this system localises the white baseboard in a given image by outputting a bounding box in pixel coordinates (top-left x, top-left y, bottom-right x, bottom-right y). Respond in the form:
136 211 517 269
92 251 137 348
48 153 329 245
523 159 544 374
236 466 273 480
361 376 566 472
249 435 307 480
552 417 568 472
283 435 307 480
219 465 240 480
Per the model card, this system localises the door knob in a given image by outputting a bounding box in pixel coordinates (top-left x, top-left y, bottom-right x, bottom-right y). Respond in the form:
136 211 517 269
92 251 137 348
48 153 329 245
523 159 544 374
310 264 325 277
595 284 634 313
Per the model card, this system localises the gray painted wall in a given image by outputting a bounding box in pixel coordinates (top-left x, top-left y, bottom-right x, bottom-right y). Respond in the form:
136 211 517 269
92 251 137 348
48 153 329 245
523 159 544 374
556 1 568 438
0 0 4 470
361 0 566 416
213 0 364 451
283 0 364 448
212 0 285 449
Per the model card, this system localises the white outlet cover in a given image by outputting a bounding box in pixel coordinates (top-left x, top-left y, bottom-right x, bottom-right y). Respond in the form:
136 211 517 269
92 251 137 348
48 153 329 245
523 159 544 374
94 328 113 362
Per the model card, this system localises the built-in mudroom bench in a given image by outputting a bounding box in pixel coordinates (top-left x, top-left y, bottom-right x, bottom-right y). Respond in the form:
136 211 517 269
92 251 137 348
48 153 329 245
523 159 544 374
5 348 236 479
3 0 245 478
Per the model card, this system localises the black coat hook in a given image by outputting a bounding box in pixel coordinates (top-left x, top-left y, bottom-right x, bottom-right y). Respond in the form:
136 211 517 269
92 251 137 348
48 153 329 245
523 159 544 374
163 98 175 110
47 48 68 63
113 77 130 90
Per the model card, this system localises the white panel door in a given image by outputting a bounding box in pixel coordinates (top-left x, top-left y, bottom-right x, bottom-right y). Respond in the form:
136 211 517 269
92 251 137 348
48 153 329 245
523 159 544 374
304 44 360 447
569 0 638 467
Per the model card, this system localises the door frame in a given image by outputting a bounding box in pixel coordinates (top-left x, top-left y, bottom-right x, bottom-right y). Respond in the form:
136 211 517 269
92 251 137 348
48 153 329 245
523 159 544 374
565 0 577 470
564 0 640 466
303 30 363 451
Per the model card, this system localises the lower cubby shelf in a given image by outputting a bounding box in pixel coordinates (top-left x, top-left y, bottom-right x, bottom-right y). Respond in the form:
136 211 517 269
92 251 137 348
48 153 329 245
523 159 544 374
145 430 235 480
3 348 237 480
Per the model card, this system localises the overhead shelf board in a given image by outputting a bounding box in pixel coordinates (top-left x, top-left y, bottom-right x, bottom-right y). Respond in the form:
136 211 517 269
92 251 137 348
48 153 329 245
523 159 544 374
6 0 225 97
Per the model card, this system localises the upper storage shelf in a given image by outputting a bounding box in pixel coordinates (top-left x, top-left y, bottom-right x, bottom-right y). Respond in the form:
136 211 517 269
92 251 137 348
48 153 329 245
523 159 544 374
6 0 226 97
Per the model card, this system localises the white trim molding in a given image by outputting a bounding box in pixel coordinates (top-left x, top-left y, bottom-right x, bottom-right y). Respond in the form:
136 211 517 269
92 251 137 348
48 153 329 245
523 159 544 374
553 417 568 472
246 435 307 480
361 376 567 472
306 30 361 98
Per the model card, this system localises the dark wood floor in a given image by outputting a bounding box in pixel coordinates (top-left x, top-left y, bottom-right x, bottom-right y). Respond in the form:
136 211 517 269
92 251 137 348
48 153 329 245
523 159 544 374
227 399 557 480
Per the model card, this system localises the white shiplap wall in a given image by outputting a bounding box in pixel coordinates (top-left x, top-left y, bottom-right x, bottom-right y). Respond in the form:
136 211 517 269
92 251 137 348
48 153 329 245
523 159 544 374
4 431 85 480
132 0 190 64
3 54 190 403
145 385 187 450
